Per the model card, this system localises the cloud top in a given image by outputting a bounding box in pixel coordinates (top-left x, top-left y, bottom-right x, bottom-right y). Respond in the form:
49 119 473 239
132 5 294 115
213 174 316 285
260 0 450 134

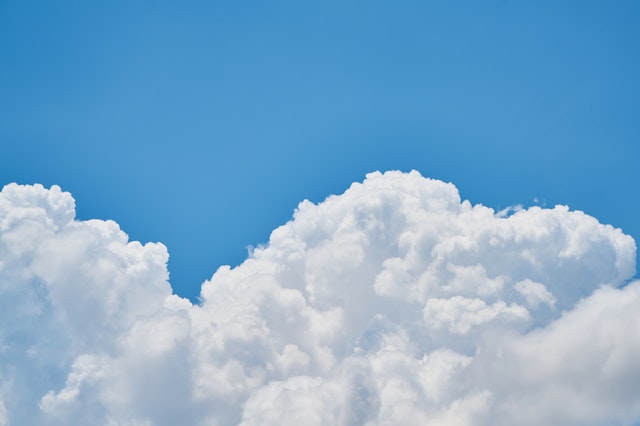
0 171 637 425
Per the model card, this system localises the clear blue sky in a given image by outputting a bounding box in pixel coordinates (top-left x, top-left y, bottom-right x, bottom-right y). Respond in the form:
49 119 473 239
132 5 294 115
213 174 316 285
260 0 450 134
1 0 638 301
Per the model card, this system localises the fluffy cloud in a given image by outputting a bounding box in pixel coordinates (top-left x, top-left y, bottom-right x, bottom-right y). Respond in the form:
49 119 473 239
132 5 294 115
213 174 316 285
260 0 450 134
0 171 637 425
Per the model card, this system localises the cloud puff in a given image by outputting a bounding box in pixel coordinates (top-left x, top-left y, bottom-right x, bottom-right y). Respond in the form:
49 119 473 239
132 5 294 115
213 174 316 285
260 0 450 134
0 171 637 425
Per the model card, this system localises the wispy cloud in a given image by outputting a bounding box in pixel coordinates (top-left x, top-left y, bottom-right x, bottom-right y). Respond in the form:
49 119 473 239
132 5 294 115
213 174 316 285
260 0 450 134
0 171 637 425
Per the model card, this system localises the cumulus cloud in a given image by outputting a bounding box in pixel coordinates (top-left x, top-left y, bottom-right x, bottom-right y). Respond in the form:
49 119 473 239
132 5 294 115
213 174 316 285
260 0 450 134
0 171 637 425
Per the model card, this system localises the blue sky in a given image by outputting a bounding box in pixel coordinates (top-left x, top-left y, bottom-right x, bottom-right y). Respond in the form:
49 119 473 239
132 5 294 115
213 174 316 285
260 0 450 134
1 0 639 301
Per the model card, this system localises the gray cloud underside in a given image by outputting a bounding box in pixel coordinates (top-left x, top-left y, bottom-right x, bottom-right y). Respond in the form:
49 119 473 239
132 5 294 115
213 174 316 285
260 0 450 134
0 171 637 425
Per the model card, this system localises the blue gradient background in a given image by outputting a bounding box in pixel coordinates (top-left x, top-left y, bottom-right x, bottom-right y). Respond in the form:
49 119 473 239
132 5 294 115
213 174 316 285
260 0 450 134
2 1 638 300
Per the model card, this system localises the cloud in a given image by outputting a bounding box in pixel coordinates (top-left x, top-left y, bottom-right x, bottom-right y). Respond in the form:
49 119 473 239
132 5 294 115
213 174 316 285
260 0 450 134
0 171 637 425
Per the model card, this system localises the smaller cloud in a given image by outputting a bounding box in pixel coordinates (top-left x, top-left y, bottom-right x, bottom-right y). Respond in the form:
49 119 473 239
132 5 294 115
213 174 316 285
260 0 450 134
514 279 556 308
423 296 530 335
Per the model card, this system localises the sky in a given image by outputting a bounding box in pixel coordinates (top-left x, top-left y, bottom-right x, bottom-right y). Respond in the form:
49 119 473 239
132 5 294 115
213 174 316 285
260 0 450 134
2 1 640 425
1 0 639 301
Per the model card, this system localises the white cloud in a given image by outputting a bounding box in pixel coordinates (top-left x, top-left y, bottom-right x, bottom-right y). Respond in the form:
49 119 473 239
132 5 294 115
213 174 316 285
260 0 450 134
0 171 637 425
514 278 556 308
423 296 530 335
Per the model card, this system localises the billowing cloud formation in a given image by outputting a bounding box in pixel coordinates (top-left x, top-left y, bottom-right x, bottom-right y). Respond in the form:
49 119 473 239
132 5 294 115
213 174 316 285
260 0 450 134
0 171 638 425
